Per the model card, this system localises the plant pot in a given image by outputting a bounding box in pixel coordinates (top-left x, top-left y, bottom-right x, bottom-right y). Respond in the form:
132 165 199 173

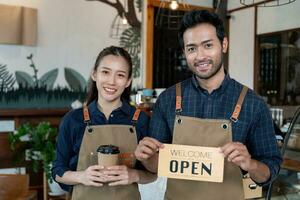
48 179 66 196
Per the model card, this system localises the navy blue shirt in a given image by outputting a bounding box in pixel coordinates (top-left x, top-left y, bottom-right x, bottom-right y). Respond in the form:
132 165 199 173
149 75 282 185
52 100 149 191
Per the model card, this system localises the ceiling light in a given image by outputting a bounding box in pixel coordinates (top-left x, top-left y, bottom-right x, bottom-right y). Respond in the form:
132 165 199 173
170 0 179 10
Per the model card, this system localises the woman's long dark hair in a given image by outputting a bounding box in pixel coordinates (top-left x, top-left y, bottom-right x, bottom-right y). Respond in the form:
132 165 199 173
85 46 132 105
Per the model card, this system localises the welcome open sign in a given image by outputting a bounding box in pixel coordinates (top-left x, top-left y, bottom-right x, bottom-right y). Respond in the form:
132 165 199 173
158 144 224 182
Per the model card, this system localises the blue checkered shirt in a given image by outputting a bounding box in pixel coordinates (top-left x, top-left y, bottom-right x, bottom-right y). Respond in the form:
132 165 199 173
149 74 282 185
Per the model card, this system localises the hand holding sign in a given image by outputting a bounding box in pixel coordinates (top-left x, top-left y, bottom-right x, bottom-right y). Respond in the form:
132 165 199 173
158 144 224 182
220 142 252 171
135 137 163 161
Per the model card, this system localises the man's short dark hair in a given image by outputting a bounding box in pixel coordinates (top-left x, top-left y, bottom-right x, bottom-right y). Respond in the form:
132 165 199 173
179 10 225 48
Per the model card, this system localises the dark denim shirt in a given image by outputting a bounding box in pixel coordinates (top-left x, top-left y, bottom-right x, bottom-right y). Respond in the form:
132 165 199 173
149 74 282 185
52 100 149 191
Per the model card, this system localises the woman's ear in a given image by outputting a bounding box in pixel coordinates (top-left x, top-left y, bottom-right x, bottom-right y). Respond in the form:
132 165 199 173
125 78 132 88
91 70 96 81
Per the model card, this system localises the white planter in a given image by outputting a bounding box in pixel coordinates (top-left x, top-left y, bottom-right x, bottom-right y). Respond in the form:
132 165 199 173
48 179 66 196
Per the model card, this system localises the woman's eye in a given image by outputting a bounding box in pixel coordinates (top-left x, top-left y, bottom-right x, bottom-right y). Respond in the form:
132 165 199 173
101 70 109 74
118 73 126 78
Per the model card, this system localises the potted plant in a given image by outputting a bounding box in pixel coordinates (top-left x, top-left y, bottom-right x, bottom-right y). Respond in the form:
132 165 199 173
8 122 57 183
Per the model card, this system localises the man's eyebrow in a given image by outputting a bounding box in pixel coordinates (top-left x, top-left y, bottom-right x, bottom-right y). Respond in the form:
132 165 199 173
201 39 213 44
185 39 213 47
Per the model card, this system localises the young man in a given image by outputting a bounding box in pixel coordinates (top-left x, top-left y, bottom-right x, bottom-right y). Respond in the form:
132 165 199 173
135 10 282 200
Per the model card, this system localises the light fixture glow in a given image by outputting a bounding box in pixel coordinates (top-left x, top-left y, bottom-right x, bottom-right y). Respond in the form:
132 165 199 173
121 13 128 25
170 0 179 10
122 17 128 25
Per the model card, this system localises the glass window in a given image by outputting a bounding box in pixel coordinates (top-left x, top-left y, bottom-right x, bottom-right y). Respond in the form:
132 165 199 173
258 29 300 105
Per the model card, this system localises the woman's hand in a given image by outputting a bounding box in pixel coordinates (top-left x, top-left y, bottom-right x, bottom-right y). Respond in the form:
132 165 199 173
102 165 139 186
79 165 108 186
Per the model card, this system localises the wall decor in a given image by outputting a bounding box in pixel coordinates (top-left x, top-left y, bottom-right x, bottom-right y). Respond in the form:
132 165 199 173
0 54 87 109
0 4 37 46
86 0 142 78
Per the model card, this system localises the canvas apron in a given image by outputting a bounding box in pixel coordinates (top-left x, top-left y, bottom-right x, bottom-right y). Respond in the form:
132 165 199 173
164 83 248 200
71 105 141 200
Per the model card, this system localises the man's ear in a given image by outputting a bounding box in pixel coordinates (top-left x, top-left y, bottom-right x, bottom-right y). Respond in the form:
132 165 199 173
222 37 228 53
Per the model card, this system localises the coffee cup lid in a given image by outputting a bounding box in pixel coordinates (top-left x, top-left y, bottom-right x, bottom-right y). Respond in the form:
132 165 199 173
97 145 120 154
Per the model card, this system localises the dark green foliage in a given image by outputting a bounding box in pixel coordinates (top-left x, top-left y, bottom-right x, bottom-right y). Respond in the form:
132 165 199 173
1 53 86 108
135 0 142 13
120 27 140 55
15 71 35 88
132 54 140 78
119 27 141 78
64 67 87 91
0 64 15 92
15 54 59 89
38 68 58 90
8 122 57 182
27 53 38 86
0 86 86 109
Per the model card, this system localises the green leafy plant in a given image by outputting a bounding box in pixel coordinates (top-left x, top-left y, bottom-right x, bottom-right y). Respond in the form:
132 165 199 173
8 122 57 182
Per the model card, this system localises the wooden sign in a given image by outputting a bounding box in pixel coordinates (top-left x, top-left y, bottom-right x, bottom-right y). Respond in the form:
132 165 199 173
158 144 224 182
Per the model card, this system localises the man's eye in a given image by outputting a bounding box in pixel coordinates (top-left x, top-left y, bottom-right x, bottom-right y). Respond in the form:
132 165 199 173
101 70 109 74
204 43 213 48
187 47 196 53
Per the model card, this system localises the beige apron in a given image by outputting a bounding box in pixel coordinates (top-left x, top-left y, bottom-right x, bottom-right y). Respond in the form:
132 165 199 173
71 105 141 200
164 83 248 200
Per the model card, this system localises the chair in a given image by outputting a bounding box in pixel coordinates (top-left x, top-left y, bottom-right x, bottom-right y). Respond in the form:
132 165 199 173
266 107 300 199
0 174 36 200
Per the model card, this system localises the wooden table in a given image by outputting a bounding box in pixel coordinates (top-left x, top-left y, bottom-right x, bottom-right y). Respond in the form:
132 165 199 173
282 149 300 172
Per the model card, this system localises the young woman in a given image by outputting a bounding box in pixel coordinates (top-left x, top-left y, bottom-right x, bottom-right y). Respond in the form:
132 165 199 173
52 46 156 199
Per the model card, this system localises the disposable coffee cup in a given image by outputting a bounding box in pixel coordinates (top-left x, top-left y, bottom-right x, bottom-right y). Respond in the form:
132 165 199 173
97 145 120 167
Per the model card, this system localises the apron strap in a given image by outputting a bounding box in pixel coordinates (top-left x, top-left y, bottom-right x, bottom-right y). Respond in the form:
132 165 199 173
83 103 91 123
131 108 141 127
83 103 93 133
230 86 248 122
175 83 182 115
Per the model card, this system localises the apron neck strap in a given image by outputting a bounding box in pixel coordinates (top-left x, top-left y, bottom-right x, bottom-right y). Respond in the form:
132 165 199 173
175 83 182 115
83 103 91 125
230 86 248 122
131 108 141 127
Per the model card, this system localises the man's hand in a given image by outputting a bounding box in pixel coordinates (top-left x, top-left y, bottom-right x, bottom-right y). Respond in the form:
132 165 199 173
220 142 271 183
220 142 252 171
135 137 163 161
